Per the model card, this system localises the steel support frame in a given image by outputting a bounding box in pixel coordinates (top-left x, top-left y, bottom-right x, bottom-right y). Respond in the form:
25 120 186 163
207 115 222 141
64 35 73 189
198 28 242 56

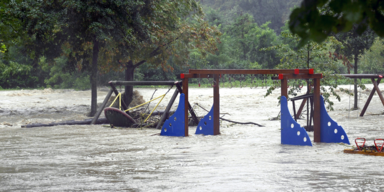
340 74 384 117
181 69 322 142
280 75 321 142
360 78 384 116
92 80 194 127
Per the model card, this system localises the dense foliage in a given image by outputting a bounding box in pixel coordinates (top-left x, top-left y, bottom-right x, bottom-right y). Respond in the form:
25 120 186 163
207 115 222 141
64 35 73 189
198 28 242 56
0 0 381 105
289 0 384 47
1 0 220 116
262 26 347 109
202 0 301 33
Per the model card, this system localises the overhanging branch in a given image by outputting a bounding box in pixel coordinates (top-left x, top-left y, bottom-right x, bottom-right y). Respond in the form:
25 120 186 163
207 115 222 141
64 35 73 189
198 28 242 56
133 60 146 68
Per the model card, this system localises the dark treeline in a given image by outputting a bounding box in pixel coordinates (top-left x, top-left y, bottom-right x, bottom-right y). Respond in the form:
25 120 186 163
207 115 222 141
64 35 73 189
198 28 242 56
0 0 382 92
201 0 301 33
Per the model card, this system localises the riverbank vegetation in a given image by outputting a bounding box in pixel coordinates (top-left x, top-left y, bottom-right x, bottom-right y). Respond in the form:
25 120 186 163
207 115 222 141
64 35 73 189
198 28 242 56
1 0 383 110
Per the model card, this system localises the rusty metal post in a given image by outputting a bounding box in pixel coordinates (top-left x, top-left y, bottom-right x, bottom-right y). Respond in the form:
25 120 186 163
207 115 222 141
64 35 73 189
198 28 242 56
109 83 128 110
155 88 179 129
309 96 314 128
292 100 297 121
213 74 220 135
295 98 307 119
313 78 321 142
176 83 199 125
281 79 288 98
183 79 189 136
360 78 382 116
296 82 312 119
91 88 113 124
372 78 384 106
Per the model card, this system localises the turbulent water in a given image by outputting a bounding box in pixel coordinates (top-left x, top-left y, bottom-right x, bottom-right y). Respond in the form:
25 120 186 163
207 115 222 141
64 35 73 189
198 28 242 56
1 86 384 191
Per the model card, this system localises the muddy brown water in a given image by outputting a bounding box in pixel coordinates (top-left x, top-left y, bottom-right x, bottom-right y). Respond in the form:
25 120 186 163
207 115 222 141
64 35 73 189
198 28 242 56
1 86 384 191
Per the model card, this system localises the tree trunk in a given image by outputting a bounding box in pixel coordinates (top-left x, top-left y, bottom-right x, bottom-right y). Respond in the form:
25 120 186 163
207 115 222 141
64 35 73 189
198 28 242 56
124 60 135 106
90 38 99 116
353 54 358 109
307 44 310 127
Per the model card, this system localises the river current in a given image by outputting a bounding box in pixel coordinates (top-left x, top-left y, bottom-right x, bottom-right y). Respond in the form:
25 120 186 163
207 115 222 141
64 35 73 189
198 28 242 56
1 86 384 191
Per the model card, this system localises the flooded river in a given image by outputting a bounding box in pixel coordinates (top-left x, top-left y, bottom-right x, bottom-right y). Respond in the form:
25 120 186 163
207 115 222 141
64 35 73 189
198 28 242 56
1 86 384 191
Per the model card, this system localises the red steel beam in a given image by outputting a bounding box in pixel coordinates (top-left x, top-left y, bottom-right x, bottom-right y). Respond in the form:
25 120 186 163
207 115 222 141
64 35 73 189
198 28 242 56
341 74 383 79
188 69 312 75
183 73 321 80
278 74 323 80
182 73 212 79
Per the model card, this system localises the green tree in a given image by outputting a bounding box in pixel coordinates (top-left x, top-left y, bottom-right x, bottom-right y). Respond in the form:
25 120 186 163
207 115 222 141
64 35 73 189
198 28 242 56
98 2 220 106
0 44 47 88
360 37 384 74
205 13 279 70
0 0 23 55
289 0 384 47
333 26 376 109
0 60 34 89
39 56 90 90
202 0 301 33
0 0 49 88
0 42 6 54
262 28 347 110
226 14 256 61
5 0 164 116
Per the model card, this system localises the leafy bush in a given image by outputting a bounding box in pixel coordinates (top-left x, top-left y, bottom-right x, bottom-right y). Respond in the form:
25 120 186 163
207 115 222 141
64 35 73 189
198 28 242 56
41 56 90 90
0 60 37 88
